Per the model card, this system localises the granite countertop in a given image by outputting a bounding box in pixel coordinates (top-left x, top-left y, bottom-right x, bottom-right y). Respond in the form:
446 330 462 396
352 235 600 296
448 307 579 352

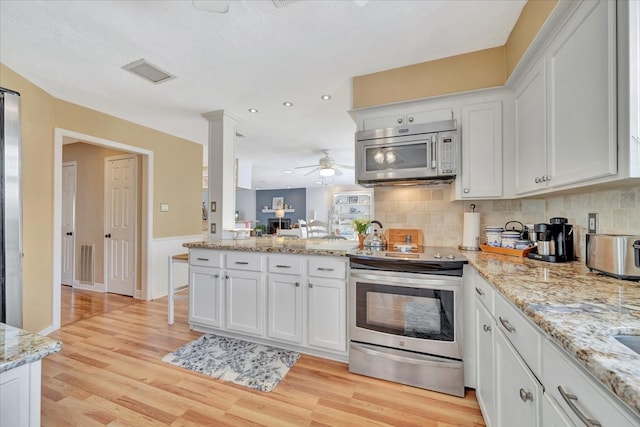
0 323 62 373
465 251 640 417
184 236 358 256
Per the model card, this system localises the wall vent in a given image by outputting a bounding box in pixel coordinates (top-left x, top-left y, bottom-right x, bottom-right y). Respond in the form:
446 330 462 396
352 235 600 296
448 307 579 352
122 59 176 84
80 244 95 285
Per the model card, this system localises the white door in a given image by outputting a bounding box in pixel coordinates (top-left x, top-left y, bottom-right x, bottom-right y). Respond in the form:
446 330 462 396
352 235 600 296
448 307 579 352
61 162 77 286
105 155 137 296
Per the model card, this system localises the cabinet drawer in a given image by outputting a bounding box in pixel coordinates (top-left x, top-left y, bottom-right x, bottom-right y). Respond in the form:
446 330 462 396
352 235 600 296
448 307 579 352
543 341 640 427
494 293 542 377
226 252 264 271
308 257 346 279
189 249 222 268
268 254 302 275
474 274 494 312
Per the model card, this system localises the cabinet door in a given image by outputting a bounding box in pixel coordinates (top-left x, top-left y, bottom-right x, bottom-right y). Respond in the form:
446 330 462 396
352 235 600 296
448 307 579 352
189 266 223 327
547 0 617 188
267 274 303 344
307 277 346 352
460 101 503 198
476 301 495 427
0 363 30 427
515 58 547 195
495 329 542 427
361 113 405 130
226 270 264 336
405 107 453 125
542 394 575 427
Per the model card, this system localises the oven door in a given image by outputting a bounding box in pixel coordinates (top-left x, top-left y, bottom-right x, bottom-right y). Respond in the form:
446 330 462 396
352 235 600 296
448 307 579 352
349 269 463 360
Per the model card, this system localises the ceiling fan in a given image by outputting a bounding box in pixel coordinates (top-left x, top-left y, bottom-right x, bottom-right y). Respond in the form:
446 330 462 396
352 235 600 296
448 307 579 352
294 149 354 177
193 0 369 14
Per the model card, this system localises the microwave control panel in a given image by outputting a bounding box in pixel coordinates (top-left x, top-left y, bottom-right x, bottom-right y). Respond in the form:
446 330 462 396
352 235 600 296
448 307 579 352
439 136 456 175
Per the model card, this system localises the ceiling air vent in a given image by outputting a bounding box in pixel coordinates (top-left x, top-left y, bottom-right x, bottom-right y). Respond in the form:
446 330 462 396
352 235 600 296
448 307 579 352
122 59 176 84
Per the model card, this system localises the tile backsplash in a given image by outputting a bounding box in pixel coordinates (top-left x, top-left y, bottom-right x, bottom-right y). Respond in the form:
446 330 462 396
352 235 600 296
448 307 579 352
374 184 640 260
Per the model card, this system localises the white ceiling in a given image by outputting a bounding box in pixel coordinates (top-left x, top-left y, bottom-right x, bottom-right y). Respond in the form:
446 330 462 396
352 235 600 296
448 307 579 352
0 0 525 189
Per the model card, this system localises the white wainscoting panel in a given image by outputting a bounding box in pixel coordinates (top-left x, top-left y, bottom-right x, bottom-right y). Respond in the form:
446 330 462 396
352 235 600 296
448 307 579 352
151 235 201 300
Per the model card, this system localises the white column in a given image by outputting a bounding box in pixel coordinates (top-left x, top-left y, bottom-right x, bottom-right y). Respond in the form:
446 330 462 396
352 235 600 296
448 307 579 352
202 110 241 240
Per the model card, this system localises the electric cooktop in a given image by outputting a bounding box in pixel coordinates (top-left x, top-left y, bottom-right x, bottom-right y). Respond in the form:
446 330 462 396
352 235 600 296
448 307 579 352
347 246 467 262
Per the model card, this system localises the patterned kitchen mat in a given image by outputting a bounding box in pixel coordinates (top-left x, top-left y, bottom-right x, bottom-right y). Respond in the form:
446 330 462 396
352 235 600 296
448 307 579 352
161 334 300 392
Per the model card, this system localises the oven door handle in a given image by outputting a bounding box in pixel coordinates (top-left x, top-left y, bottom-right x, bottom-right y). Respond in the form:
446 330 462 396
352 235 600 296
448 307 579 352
350 272 462 289
352 343 461 369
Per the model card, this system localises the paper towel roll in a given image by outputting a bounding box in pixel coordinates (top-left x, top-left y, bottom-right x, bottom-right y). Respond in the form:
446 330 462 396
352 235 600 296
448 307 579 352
462 212 481 249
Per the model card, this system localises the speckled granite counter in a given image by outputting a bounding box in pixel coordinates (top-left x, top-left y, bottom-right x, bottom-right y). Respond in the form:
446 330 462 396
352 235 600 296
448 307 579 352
184 236 358 256
465 251 640 416
0 323 62 373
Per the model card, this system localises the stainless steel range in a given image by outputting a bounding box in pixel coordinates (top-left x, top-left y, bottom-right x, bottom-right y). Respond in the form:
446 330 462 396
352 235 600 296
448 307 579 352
347 246 467 397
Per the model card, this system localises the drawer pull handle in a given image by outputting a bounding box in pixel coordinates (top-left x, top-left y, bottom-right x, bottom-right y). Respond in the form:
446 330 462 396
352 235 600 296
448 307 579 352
197 257 209 261
234 261 249 265
483 324 491 332
499 316 516 333
519 388 533 402
275 264 291 268
475 287 484 296
558 386 602 427
317 267 335 272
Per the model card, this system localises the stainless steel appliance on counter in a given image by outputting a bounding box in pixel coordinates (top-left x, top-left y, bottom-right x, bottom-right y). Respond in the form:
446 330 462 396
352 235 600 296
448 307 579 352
586 234 640 281
0 87 23 327
527 217 575 263
347 246 467 397
355 120 459 187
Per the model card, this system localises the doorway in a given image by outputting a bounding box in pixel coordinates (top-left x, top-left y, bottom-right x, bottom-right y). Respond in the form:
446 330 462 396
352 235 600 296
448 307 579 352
53 128 153 332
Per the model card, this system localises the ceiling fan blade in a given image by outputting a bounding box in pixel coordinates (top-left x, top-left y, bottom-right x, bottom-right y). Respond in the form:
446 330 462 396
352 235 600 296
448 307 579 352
193 0 230 13
334 168 343 176
304 168 320 176
335 164 355 170
294 164 318 169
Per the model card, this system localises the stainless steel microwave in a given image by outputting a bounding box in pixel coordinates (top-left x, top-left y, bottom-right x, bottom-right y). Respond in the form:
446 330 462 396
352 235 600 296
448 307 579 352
355 120 459 187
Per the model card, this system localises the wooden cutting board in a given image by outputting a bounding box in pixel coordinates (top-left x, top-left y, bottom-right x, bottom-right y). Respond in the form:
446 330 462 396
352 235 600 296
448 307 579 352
385 228 424 247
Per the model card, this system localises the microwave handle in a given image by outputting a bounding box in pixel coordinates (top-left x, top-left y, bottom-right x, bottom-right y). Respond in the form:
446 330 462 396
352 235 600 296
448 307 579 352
431 136 437 169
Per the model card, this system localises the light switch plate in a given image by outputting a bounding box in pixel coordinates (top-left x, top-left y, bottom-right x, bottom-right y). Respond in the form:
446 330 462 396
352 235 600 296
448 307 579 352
588 213 598 234
160 203 169 212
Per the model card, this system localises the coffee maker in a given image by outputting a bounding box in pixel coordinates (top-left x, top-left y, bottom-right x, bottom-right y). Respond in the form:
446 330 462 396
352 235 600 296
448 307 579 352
527 217 575 263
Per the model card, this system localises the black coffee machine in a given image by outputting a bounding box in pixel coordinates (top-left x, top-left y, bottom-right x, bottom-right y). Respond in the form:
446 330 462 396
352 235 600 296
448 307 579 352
527 217 575 263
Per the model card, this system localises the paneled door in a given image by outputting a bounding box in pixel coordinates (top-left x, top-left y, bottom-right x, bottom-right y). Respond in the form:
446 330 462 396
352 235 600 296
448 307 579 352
104 155 137 296
61 162 77 286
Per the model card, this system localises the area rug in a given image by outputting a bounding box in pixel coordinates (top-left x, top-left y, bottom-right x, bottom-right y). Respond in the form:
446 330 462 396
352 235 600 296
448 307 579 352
162 334 300 392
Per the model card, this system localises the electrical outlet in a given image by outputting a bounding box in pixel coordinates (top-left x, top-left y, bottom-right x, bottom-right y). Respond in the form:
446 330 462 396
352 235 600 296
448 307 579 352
160 203 169 212
588 213 598 234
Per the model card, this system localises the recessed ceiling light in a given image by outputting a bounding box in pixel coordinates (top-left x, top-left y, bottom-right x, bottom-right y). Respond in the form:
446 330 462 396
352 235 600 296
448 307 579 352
283 101 293 107
248 108 258 113
321 95 331 100
282 170 293 174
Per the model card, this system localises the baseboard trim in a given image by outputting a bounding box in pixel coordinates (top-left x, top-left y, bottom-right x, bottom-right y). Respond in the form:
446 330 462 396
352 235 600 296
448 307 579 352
73 281 106 292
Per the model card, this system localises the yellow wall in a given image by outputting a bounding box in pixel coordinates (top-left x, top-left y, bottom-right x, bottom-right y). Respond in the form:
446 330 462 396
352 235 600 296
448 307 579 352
352 0 558 108
1 63 202 331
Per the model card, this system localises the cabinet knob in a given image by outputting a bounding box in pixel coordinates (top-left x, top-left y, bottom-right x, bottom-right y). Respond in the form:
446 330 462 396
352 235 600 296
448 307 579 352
225 274 229 280
519 388 534 402
295 282 300 287
397 117 403 124
483 324 491 332
308 283 313 288
408 116 414 123
544 175 551 182
534 177 540 183
214 274 219 278
463 188 470 194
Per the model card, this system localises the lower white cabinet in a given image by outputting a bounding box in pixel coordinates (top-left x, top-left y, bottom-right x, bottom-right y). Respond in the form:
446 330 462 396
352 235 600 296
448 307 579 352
267 274 303 344
542 393 575 427
307 277 347 352
226 269 265 336
494 328 542 427
188 249 348 359
0 361 41 427
475 299 495 427
189 266 223 327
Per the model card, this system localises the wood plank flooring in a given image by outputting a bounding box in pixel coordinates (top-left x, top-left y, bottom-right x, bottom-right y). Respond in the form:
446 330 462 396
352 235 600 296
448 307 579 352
45 290 486 426
61 285 139 326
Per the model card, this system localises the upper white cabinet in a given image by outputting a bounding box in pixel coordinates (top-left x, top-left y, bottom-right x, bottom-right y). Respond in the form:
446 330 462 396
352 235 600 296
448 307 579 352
514 0 617 195
460 100 503 198
359 106 453 130
619 0 640 178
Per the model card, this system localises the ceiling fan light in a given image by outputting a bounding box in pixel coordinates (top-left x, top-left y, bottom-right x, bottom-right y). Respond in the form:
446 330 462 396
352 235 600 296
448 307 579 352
319 167 335 177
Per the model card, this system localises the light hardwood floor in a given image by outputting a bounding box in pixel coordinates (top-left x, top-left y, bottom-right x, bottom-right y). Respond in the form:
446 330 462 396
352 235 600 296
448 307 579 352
44 290 486 426
61 285 139 326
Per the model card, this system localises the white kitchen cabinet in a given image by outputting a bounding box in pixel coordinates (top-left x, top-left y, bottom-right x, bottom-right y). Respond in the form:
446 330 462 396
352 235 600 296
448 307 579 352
267 274 303 344
542 390 575 427
476 299 496 427
307 277 346 352
225 269 265 336
459 100 503 198
514 0 617 195
543 340 639 427
359 106 453 130
189 265 223 327
0 362 41 427
495 328 543 427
